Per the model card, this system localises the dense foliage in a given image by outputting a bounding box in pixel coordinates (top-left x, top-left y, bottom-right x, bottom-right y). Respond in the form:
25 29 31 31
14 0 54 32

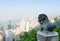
17 26 60 41
18 30 37 41
54 26 60 41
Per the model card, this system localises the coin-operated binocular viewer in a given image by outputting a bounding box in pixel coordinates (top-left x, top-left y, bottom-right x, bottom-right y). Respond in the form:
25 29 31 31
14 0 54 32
37 14 58 41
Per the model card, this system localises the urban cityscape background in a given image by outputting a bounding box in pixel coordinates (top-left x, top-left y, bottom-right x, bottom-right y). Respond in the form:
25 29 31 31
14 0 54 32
0 16 60 41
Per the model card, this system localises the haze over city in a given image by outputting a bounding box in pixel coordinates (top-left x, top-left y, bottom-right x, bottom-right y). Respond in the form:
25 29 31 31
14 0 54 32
0 0 60 20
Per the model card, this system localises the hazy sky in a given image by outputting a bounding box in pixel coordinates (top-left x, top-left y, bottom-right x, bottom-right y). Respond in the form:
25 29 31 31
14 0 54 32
0 0 60 20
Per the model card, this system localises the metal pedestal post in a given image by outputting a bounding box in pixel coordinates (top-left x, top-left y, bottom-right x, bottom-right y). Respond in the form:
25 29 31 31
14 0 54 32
37 31 58 41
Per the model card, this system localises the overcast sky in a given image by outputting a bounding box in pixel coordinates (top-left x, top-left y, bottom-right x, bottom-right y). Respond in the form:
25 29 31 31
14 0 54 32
0 0 60 20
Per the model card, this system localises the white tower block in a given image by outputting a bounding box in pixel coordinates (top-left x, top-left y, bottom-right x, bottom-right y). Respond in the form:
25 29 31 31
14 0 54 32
25 22 30 32
37 31 58 41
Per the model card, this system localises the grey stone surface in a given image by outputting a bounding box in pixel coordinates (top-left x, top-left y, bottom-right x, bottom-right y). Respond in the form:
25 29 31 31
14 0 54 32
37 31 58 41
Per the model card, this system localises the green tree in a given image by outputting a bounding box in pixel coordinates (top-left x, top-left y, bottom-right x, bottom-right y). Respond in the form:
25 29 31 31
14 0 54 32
17 30 37 41
54 26 60 41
